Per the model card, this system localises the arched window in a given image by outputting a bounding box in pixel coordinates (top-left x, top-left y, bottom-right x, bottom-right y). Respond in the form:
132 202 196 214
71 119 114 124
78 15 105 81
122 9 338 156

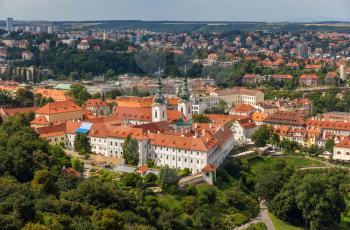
337 151 341 154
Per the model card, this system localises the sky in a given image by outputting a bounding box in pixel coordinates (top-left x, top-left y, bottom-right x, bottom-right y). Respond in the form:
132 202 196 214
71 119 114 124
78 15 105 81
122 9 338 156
0 0 350 22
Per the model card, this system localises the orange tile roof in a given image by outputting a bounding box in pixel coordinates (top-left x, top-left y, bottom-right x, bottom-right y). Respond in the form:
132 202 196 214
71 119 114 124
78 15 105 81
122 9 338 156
36 122 66 137
89 124 147 141
265 111 306 126
148 133 218 152
299 74 319 80
217 87 262 96
335 136 350 148
33 89 72 102
251 112 269 122
272 74 293 80
31 115 50 125
326 72 337 78
82 108 95 120
133 121 174 133
113 106 182 123
237 118 257 129
205 114 246 124
36 100 82 115
231 104 256 113
62 167 81 177
83 99 109 107
307 119 350 131
0 107 37 120
202 164 216 173
137 165 149 174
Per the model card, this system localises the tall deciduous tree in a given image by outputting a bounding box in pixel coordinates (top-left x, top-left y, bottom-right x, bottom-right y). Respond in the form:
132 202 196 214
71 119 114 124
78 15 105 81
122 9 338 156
269 170 347 230
122 135 139 166
74 134 91 156
252 125 273 147
159 165 179 188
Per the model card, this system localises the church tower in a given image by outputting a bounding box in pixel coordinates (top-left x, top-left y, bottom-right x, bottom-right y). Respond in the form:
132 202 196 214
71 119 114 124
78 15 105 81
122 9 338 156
178 76 192 120
152 78 167 122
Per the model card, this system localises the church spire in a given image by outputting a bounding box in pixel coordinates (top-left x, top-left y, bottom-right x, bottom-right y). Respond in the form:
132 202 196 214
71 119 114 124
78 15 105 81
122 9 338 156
180 66 190 102
153 71 165 105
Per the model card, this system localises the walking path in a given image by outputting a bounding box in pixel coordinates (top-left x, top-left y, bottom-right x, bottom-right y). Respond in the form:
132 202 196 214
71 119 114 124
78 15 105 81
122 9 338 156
234 201 275 230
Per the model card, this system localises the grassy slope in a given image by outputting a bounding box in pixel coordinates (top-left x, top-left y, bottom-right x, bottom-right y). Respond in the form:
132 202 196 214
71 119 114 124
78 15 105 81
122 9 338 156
249 156 325 176
249 156 324 230
268 212 304 230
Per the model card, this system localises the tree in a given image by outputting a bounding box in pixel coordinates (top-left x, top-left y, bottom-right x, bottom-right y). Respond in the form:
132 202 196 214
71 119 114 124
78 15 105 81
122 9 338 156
91 209 123 230
22 223 50 230
255 160 294 201
325 139 335 152
192 114 211 123
144 172 157 184
74 134 91 156
15 88 34 107
252 125 273 147
69 84 91 106
158 165 179 188
197 184 217 205
31 169 56 194
269 170 348 230
122 135 139 166
215 99 228 114
71 157 84 173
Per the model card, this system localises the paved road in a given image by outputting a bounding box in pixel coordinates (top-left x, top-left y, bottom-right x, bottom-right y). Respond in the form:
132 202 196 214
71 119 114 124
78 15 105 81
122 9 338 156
234 201 275 230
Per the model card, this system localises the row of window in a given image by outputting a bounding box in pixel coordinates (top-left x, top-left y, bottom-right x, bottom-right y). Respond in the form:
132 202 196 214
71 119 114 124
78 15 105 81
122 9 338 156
150 153 204 164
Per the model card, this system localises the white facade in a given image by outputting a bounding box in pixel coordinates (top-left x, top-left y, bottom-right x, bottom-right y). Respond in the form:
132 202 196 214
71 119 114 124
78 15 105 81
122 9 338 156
152 104 167 122
178 101 192 120
191 94 218 114
333 146 350 161
65 128 235 173
232 120 257 142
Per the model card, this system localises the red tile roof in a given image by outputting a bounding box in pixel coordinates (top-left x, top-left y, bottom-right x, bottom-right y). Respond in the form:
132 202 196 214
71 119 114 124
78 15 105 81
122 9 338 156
299 74 319 80
307 119 350 131
335 136 350 148
36 100 82 115
202 164 216 173
83 99 109 107
265 111 306 126
148 133 218 152
31 115 51 125
272 74 293 80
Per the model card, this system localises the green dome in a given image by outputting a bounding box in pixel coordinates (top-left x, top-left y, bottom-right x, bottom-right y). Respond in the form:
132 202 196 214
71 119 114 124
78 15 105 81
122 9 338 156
153 78 165 104
179 77 190 101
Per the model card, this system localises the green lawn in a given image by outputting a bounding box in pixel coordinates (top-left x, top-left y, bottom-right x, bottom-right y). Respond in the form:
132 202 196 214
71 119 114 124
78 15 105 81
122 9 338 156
249 156 325 176
338 197 350 230
243 222 267 230
268 212 304 230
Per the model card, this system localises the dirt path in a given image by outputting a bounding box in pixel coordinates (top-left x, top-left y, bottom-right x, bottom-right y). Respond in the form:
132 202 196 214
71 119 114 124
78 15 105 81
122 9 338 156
234 201 275 230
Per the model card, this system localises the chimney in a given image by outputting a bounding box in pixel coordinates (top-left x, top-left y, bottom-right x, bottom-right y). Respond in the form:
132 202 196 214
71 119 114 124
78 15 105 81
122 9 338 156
209 123 212 129
202 129 205 136
147 130 150 134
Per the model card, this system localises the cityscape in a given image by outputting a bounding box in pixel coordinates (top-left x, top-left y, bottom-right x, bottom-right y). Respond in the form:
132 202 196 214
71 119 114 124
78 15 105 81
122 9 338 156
1 1 350 230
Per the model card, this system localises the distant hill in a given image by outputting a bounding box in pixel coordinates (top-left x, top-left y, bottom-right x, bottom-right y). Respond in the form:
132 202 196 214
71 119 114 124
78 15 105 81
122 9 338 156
2 20 350 33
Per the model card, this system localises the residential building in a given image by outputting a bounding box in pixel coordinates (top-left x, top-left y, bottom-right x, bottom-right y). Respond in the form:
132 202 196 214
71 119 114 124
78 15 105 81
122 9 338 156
232 118 257 142
299 74 319 87
333 136 350 161
215 87 264 108
83 99 110 116
31 100 83 128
